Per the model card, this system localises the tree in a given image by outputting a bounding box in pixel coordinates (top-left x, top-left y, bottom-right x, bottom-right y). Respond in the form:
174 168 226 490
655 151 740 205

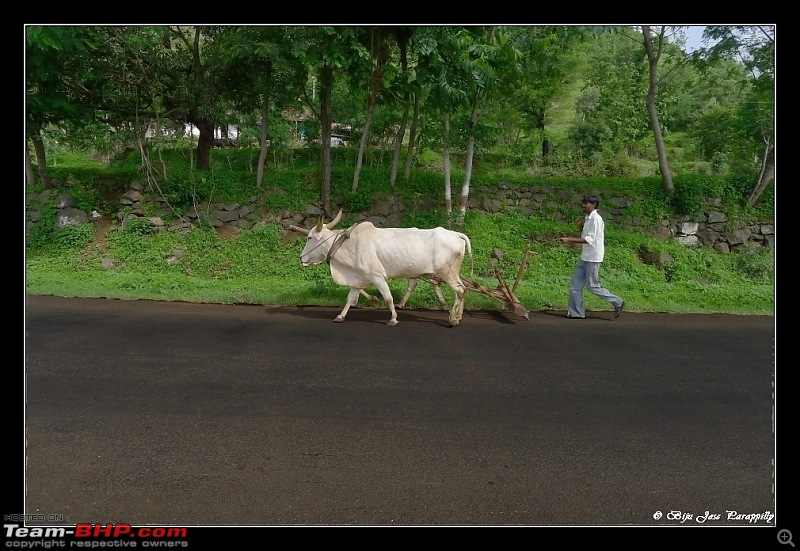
510 26 582 160
211 26 307 188
413 27 470 217
158 26 228 171
579 30 650 156
58 26 236 173
388 26 416 188
294 26 367 217
413 26 525 222
641 25 675 195
403 90 422 181
574 27 687 180
352 27 392 193
452 26 529 227
697 25 775 206
25 26 104 189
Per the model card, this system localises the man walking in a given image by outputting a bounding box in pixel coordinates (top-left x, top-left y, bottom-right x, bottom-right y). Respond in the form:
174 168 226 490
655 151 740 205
558 195 624 319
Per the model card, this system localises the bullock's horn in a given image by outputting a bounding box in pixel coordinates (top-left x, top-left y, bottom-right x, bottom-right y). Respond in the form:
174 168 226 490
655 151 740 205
326 209 343 229
288 225 309 235
316 217 323 232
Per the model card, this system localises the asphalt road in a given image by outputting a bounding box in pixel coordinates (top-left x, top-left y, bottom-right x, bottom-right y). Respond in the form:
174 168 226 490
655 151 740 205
22 295 782 537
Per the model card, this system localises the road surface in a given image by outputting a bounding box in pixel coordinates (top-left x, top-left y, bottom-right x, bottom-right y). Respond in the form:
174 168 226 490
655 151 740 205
21 296 783 541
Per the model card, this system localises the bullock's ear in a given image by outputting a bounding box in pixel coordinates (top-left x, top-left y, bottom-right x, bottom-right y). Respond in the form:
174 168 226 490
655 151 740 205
326 209 343 230
316 217 323 232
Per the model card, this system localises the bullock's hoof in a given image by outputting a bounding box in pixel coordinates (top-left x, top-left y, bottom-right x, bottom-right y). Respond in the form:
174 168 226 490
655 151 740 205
387 319 399 326
334 316 345 323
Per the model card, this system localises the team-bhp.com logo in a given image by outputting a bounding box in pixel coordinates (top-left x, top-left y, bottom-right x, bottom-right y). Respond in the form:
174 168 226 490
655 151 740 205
74 524 187 540
4 523 188 547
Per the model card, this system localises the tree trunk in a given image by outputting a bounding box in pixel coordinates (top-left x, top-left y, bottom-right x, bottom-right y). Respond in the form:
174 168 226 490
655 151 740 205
352 102 376 193
352 28 387 193
533 110 551 158
29 120 50 190
641 26 675 196
443 113 453 214
319 64 334 217
195 118 215 170
404 92 420 181
390 28 411 188
749 144 774 206
137 122 151 174
389 90 410 187
456 98 480 227
25 140 36 188
256 62 272 189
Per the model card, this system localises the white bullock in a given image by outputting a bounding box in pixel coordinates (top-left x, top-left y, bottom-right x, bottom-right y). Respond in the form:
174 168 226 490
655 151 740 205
290 211 472 326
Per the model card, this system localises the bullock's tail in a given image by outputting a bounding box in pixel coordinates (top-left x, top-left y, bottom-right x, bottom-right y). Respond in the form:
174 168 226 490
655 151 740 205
459 232 474 279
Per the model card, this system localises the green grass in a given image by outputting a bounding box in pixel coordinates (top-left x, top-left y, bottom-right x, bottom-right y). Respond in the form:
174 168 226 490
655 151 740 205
25 145 774 317
25 212 774 316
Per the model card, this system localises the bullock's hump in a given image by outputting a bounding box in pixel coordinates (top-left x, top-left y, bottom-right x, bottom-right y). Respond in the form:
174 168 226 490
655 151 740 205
352 221 376 233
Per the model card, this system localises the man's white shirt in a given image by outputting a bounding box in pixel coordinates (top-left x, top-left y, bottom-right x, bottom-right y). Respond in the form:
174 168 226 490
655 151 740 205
580 209 605 262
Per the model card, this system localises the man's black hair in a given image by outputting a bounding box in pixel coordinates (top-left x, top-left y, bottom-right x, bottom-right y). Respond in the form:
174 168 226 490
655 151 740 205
583 195 600 207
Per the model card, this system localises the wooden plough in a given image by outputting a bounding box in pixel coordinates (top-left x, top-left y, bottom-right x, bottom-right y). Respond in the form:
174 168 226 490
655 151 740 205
423 242 533 320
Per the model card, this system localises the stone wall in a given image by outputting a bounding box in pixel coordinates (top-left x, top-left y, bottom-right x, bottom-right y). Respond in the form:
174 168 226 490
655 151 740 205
26 181 775 254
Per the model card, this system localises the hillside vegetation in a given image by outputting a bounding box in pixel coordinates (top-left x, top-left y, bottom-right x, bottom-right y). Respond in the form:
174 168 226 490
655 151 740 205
25 147 775 317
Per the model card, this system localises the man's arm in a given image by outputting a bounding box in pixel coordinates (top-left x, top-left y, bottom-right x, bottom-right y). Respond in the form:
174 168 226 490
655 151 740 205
581 216 599 246
559 215 593 244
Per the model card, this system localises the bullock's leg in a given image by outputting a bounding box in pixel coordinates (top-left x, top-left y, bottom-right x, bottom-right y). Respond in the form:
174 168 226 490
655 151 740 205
373 279 399 325
336 288 363 322
399 279 447 310
356 289 380 306
445 278 467 327
433 282 447 310
397 279 419 309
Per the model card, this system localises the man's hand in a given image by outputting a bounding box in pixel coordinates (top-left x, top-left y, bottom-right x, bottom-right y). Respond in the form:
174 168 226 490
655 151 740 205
575 216 584 228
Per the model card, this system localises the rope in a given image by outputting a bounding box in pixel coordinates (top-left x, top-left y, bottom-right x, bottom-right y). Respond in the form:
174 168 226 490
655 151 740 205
325 223 358 262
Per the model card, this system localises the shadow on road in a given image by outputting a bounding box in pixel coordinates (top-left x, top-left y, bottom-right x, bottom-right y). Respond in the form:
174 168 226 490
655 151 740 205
266 305 456 327
270 305 530 327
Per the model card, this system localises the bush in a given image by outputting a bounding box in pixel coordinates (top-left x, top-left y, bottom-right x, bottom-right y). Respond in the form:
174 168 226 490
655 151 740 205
121 217 157 236
734 245 774 281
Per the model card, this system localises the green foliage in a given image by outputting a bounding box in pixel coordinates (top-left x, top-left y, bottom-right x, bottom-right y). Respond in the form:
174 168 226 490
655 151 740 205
25 191 97 253
264 191 297 211
669 173 773 223
53 223 95 252
27 204 773 315
105 225 156 264
671 178 708 219
27 221 95 255
733 245 774 282
344 187 373 213
26 202 59 250
121 217 157 236
27 79 773 316
44 163 125 213
415 148 445 171
568 120 613 158
401 209 454 230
